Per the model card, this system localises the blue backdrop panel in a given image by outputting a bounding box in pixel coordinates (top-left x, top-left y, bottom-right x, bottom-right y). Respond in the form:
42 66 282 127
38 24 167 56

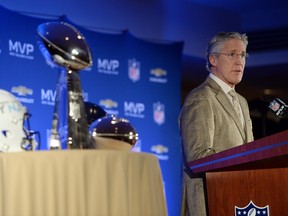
0 5 184 216
0 6 60 149
123 32 184 215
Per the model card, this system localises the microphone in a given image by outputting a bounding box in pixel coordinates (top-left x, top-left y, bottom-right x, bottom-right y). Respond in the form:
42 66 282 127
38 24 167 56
265 96 288 118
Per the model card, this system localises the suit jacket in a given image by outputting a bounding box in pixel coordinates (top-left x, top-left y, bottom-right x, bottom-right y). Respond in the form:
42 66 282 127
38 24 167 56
179 76 254 216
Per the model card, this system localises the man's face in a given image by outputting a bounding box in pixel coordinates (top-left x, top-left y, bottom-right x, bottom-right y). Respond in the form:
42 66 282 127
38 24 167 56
210 39 247 88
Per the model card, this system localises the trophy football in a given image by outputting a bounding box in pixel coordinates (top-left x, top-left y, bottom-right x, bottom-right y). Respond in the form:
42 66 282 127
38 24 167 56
37 21 93 149
89 116 139 151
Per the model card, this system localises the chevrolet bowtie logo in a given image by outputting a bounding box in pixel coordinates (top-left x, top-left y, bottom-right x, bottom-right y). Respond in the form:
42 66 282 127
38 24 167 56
150 68 167 77
11 86 33 96
99 99 118 109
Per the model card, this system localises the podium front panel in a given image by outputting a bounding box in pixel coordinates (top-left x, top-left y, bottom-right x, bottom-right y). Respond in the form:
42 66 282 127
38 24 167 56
206 168 288 215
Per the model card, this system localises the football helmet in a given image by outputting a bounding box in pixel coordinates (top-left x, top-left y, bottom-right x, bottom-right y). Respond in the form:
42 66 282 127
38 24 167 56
0 89 37 152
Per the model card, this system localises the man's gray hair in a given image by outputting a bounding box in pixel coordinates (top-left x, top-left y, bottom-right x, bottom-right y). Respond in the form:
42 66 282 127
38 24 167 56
205 32 248 71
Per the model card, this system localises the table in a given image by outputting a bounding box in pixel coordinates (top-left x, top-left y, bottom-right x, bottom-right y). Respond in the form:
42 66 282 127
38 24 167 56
0 150 167 216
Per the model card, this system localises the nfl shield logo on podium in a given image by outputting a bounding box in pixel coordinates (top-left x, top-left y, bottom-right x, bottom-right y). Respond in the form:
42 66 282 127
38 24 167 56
235 201 269 216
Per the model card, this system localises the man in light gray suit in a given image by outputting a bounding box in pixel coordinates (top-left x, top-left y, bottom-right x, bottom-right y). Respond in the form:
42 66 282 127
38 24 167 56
179 32 254 216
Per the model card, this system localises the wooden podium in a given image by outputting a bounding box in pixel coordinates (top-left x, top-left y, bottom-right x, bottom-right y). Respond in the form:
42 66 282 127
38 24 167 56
188 130 288 215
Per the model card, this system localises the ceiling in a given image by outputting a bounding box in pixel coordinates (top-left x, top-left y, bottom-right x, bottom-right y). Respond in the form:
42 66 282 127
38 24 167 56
189 0 286 11
1 0 288 57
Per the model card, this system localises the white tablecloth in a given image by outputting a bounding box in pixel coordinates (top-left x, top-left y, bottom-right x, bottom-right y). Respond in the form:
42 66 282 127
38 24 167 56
0 150 167 216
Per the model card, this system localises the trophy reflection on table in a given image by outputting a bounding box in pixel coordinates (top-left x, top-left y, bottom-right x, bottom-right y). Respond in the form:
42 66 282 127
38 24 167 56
37 21 94 150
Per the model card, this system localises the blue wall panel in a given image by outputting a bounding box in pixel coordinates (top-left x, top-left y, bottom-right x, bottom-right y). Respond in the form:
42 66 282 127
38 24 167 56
0 5 184 215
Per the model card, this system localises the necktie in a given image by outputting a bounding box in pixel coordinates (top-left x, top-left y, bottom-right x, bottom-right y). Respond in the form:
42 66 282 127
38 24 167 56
229 90 244 127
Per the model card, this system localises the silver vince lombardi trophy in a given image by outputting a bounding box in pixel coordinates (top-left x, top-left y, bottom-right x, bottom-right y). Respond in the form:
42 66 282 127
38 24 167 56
37 21 94 149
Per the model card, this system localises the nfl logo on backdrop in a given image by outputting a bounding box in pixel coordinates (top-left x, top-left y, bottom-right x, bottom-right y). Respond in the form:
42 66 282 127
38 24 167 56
128 59 140 82
153 102 165 125
235 201 269 216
